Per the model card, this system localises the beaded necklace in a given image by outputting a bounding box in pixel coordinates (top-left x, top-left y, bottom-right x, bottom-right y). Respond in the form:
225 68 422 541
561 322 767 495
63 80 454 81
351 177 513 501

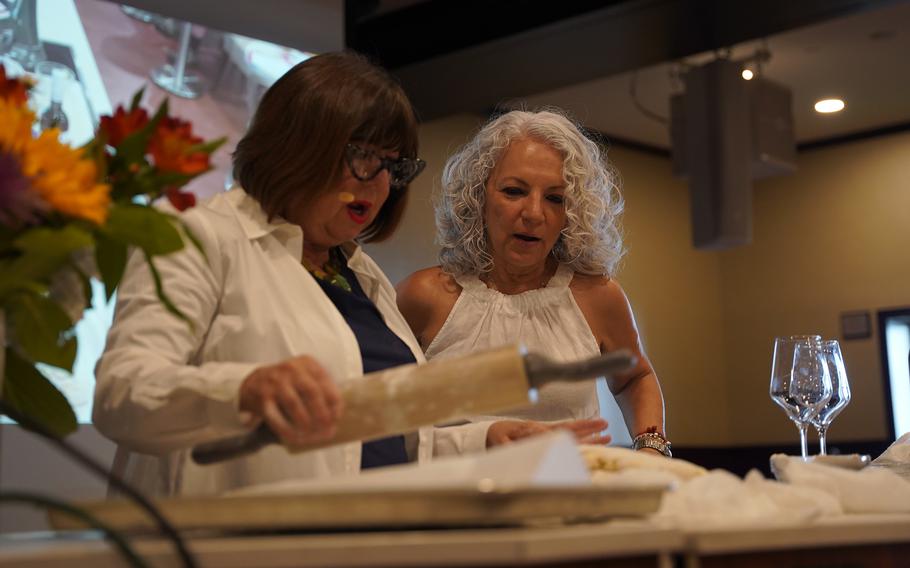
302 248 352 292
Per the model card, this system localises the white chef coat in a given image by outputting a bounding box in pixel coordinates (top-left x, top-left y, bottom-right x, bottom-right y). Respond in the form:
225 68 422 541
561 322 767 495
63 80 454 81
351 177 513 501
93 188 477 497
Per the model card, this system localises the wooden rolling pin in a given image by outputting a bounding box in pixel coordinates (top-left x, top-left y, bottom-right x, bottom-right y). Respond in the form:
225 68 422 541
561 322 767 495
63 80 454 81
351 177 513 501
192 345 635 465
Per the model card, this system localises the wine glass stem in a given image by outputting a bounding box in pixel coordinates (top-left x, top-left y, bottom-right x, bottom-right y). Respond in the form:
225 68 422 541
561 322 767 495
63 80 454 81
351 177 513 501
818 426 828 456
798 424 809 460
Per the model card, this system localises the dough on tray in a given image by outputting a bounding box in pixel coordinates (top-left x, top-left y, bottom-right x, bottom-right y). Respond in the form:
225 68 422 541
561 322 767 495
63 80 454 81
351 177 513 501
579 444 707 481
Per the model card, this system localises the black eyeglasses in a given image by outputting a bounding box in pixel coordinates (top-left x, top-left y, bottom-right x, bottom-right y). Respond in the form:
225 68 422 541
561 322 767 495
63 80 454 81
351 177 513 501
344 144 426 188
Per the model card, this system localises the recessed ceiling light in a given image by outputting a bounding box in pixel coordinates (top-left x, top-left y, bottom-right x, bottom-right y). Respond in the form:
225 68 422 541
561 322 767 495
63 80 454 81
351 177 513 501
741 69 754 80
815 99 845 113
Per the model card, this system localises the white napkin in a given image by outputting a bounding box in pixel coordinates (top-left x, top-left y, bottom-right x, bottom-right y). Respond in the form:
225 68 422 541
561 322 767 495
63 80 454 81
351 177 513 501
771 453 910 513
874 432 910 461
871 433 910 482
653 469 841 529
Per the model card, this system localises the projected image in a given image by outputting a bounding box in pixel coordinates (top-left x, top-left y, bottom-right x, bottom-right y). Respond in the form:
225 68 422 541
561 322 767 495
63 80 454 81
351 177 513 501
36 282 115 423
2 0 304 422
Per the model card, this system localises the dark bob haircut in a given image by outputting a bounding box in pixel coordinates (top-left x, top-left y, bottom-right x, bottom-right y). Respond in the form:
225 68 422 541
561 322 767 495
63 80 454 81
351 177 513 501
232 51 419 242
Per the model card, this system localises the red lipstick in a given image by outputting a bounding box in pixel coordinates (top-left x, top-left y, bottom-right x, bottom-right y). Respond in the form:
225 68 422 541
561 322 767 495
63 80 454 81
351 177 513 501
346 200 372 224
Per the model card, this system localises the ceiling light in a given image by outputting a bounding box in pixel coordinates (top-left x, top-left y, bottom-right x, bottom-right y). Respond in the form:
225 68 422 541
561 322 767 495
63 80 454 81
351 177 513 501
815 99 845 113
741 69 754 80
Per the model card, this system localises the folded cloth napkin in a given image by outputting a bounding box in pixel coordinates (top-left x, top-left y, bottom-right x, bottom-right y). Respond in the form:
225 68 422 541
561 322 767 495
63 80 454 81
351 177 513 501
771 453 910 513
877 431 910 462
871 432 910 482
653 469 841 529
580 447 842 528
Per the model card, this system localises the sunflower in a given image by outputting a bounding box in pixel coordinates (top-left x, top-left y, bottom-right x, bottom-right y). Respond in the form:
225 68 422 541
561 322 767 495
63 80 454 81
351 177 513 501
22 130 111 225
0 98 44 225
0 97 110 225
0 97 35 156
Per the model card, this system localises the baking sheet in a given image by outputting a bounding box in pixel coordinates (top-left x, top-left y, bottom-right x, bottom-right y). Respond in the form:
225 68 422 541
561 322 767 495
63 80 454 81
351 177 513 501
48 485 665 533
51 433 666 532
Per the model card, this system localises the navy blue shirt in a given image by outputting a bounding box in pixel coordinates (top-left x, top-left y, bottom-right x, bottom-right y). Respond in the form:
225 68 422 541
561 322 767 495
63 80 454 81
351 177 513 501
312 250 413 469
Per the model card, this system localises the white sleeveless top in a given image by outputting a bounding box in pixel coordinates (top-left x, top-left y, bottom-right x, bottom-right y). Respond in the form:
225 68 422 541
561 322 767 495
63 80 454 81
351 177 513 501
425 264 630 442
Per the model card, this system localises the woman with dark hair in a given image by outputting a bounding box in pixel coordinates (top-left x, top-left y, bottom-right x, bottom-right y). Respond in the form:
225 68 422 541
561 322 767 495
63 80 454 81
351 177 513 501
94 52 446 497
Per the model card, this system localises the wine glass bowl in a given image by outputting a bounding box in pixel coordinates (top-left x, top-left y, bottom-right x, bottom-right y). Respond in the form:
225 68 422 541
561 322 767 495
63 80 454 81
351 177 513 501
769 335 821 419
790 342 834 421
769 335 829 459
811 340 852 455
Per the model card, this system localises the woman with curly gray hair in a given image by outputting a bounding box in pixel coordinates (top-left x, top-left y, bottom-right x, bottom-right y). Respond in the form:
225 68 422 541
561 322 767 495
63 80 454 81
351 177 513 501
397 110 668 456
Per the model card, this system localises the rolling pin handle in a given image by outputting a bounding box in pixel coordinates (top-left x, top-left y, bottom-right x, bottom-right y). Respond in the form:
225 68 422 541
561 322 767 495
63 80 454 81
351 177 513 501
523 349 637 387
191 425 277 465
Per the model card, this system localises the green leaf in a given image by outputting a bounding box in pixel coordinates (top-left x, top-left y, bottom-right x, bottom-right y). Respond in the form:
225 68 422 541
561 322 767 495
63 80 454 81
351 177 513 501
190 137 227 154
153 97 170 124
68 260 94 313
0 226 93 299
0 224 16 252
94 232 128 301
9 292 77 370
114 135 151 168
105 204 184 256
143 252 192 330
2 347 78 438
0 278 46 300
109 167 157 202
175 217 208 263
129 87 145 112
15 225 93 264
115 98 167 165
151 170 196 191
78 135 105 161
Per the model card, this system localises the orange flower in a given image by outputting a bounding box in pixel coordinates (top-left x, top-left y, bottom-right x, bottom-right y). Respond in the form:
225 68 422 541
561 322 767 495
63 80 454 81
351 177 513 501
98 105 149 147
148 117 210 175
0 66 29 106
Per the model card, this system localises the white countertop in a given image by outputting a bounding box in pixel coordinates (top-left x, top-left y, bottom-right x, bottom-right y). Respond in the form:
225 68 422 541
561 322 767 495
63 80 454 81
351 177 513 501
683 512 910 555
0 520 681 568
4 514 910 568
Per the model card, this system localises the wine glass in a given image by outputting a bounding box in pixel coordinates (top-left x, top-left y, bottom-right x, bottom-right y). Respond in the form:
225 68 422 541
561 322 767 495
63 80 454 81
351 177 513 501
34 61 75 133
769 335 822 458
789 342 834 459
812 340 851 455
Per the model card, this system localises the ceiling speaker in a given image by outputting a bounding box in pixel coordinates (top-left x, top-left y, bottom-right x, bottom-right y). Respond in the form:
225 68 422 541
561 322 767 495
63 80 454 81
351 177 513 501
669 60 796 249
681 59 753 250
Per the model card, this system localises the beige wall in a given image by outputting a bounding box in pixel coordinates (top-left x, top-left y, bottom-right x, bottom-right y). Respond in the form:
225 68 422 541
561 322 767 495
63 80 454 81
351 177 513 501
719 132 910 444
368 115 909 447
607 147 730 445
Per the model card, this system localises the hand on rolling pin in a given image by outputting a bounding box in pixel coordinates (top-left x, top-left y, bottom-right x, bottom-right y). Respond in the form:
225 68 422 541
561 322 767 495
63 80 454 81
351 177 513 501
238 356 344 447
486 418 611 448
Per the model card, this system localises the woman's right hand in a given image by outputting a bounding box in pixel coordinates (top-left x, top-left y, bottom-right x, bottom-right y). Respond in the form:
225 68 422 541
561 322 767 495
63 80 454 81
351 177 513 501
238 356 344 447
486 418 611 448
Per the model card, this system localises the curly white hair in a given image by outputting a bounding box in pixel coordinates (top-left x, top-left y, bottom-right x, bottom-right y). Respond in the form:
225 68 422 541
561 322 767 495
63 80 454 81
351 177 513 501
435 109 625 277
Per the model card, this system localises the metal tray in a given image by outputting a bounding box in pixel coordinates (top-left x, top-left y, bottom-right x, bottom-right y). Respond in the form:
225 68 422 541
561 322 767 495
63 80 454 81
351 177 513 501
48 486 665 533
